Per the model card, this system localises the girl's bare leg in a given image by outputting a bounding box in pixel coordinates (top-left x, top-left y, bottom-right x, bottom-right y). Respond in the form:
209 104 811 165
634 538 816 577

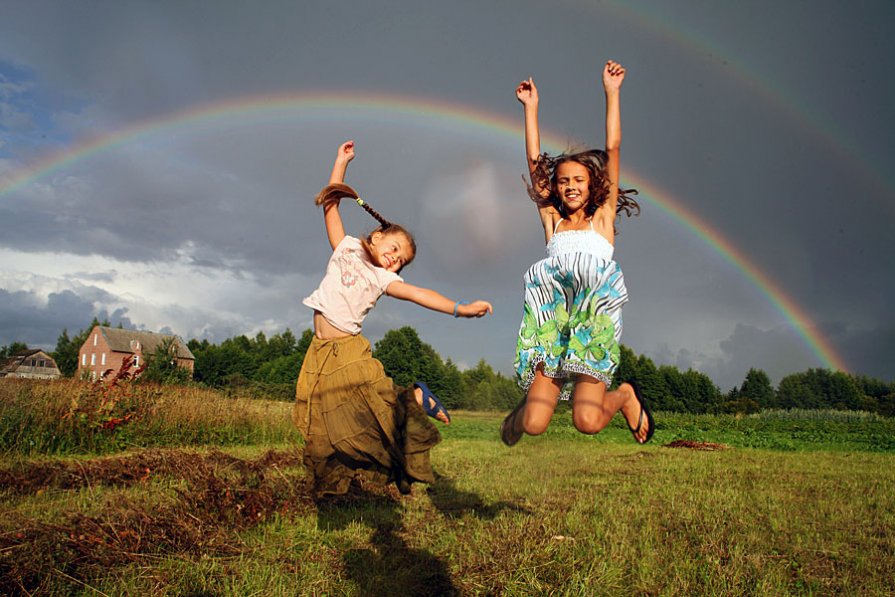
571 377 650 441
507 366 563 438
520 368 563 435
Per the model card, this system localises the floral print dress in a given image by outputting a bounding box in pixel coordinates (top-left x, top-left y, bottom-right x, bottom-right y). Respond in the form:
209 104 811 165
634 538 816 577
514 220 628 399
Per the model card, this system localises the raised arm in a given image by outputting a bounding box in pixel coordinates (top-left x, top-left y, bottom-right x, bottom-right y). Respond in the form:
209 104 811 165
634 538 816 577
602 61 625 217
385 281 493 318
517 77 557 236
516 78 542 178
321 141 355 250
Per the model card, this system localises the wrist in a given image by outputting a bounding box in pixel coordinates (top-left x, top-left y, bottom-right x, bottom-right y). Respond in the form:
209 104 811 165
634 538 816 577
452 301 468 317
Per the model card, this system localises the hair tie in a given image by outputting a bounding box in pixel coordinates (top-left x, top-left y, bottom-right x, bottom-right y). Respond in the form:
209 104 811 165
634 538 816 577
356 197 366 207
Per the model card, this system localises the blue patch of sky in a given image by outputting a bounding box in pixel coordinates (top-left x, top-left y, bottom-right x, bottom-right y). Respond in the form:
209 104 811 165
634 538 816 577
0 61 78 158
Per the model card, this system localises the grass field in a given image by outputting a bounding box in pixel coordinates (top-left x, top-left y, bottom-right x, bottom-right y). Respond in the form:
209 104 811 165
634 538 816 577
1 379 894 595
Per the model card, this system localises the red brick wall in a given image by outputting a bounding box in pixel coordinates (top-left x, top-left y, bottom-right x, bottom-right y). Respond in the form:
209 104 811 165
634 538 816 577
76 326 194 381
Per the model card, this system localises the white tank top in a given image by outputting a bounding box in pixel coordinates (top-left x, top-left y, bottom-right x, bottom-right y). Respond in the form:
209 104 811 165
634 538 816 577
546 218 614 260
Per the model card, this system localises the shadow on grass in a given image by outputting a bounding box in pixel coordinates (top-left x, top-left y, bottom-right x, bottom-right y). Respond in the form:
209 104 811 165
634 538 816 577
316 488 458 596
426 473 531 520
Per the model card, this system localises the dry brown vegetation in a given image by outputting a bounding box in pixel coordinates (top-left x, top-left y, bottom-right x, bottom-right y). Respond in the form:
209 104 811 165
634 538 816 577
0 449 310 594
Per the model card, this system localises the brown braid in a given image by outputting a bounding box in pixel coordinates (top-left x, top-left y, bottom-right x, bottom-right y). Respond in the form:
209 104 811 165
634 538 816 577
314 182 417 271
316 182 392 227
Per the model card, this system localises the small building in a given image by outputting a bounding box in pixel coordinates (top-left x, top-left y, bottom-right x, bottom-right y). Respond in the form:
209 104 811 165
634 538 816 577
0 349 62 380
77 326 195 381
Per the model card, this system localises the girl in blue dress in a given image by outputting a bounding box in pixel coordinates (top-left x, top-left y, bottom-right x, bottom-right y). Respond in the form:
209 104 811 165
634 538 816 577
501 60 654 446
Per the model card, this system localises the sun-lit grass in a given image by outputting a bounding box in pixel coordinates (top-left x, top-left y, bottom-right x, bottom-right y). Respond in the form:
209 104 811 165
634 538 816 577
2 384 894 594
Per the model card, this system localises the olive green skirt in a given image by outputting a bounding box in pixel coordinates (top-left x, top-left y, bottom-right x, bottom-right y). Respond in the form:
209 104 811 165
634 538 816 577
293 334 440 497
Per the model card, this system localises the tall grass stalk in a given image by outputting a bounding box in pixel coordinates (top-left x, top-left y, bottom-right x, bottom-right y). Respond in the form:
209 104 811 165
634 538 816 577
0 378 299 456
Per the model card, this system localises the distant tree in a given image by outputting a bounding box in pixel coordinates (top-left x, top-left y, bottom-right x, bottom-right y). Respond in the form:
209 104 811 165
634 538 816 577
612 344 637 387
777 368 864 411
633 355 669 410
0 341 29 360
878 392 895 417
141 337 191 385
52 329 77 376
438 359 465 409
373 326 445 390
738 368 776 409
683 369 723 413
659 365 688 412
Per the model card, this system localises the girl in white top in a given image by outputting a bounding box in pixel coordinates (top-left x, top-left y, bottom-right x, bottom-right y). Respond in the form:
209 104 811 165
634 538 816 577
294 141 492 497
501 60 655 446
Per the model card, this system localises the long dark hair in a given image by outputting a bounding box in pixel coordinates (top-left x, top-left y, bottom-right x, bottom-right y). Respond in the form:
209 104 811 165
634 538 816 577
526 150 640 223
315 182 417 270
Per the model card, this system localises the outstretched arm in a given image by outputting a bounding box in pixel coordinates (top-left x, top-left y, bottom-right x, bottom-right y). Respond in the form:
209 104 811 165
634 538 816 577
321 141 355 250
385 281 493 318
602 61 625 217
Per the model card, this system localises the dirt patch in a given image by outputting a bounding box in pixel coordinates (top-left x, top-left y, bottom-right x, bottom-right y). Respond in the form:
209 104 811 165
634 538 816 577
0 447 302 495
0 448 313 595
663 439 729 451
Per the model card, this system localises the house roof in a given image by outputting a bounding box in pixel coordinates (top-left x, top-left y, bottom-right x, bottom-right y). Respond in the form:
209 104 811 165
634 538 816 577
1 349 57 373
97 327 195 360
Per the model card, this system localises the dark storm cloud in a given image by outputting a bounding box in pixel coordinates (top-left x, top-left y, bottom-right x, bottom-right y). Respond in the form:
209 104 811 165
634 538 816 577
0 0 892 389
0 288 102 347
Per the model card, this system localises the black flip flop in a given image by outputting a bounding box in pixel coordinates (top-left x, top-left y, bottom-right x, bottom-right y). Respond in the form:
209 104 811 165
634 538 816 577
626 380 655 444
500 398 526 446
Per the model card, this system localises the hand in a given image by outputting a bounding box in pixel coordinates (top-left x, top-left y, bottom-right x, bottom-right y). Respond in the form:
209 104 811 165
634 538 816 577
515 78 539 107
602 60 625 92
457 300 494 318
335 140 355 164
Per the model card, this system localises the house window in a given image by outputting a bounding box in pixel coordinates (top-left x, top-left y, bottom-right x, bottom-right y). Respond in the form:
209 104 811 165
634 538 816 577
101 353 106 366
39 360 45 367
91 354 96 366
82 354 86 366
93 333 98 346
134 355 140 367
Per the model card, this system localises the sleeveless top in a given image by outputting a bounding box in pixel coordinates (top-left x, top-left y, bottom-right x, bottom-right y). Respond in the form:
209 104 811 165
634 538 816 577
546 218 614 261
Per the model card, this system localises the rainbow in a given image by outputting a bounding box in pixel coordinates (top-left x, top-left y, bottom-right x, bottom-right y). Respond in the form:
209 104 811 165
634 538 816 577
0 91 848 372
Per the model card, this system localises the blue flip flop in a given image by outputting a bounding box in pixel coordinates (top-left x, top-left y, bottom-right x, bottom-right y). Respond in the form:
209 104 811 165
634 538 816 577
414 381 451 424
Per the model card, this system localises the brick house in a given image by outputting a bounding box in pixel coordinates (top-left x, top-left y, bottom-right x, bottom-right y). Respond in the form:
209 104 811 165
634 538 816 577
78 326 195 381
0 349 62 379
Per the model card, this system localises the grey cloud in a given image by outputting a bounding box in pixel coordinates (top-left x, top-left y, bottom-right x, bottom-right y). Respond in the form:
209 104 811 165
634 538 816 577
0 0 892 388
0 288 96 347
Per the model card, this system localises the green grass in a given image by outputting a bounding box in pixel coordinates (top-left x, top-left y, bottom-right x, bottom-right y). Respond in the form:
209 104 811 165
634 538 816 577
2 383 894 595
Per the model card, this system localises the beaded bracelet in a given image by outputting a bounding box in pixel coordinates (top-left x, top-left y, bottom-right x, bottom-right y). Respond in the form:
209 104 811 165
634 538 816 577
453 301 468 317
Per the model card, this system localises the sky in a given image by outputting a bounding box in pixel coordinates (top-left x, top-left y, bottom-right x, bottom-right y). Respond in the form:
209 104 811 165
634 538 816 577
1 0 893 391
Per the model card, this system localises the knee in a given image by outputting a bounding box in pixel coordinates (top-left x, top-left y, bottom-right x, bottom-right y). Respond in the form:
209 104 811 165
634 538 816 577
573 412 605 435
521 409 551 436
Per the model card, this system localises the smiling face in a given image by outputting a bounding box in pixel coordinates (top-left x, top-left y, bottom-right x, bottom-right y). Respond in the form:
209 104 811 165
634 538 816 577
369 230 414 273
554 161 591 213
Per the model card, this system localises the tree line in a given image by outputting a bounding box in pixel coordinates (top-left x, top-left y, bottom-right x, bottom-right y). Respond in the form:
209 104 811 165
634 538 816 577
2 320 893 415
